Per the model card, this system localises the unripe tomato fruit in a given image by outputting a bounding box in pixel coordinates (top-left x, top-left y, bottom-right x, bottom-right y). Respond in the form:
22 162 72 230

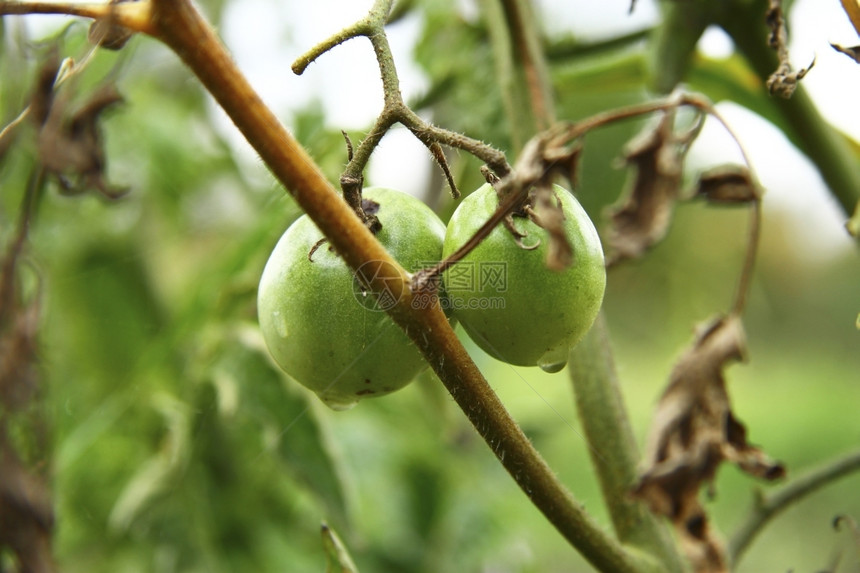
258 187 446 410
442 183 606 371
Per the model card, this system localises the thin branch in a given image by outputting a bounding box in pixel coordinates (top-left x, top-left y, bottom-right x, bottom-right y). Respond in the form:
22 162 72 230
499 0 556 131
731 198 762 315
729 448 860 564
545 29 651 61
0 1 155 35
290 18 374 76
0 108 30 159
398 106 509 175
290 0 511 204
842 0 860 36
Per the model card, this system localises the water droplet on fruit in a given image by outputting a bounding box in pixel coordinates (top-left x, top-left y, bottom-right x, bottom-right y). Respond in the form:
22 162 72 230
319 394 359 411
272 311 288 338
538 344 569 373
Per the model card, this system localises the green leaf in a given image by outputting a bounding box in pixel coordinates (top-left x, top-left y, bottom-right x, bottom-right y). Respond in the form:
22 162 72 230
322 522 360 573
217 327 354 532
46 238 166 387
108 393 192 532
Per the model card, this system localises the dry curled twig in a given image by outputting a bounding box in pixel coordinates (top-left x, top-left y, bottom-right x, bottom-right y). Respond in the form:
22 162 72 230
765 0 815 98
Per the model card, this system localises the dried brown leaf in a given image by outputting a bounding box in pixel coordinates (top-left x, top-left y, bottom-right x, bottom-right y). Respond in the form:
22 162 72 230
0 441 55 573
88 18 134 51
527 184 571 270
0 299 41 412
30 56 61 127
543 141 583 190
831 43 860 63
605 112 684 266
694 165 760 205
633 315 785 572
87 0 137 50
37 83 128 198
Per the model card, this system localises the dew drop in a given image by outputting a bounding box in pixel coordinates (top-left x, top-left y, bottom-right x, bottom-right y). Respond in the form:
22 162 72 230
272 311 288 338
319 394 359 411
538 344 569 373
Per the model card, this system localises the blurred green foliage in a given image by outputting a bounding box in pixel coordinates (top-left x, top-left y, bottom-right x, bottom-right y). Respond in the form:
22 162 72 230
0 2 858 572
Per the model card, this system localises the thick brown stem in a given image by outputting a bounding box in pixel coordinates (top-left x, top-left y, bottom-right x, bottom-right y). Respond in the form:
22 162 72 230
140 1 647 569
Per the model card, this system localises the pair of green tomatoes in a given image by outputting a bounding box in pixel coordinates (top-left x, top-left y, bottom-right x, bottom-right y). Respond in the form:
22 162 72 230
257 184 606 410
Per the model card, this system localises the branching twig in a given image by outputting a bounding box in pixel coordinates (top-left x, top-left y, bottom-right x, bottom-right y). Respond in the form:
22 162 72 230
291 0 510 210
484 0 556 150
729 448 860 564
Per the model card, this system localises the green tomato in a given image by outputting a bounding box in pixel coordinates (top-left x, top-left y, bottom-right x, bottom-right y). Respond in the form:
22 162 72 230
258 187 446 410
442 183 606 371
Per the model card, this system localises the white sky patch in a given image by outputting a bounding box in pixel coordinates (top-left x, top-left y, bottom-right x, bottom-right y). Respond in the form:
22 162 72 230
15 0 860 249
698 25 735 59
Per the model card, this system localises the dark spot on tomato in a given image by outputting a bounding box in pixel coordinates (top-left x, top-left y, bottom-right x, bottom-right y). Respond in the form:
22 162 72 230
356 389 376 396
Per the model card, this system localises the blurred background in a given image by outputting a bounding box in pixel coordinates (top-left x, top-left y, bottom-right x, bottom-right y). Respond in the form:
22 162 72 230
1 0 859 571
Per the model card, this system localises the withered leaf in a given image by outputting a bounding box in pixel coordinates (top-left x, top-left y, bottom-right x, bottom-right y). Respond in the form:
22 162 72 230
87 0 137 50
694 165 760 205
30 55 61 128
831 43 860 63
0 299 41 412
36 83 129 198
605 112 684 267
543 140 583 190
0 443 55 573
528 183 572 270
633 315 785 572
88 18 134 51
